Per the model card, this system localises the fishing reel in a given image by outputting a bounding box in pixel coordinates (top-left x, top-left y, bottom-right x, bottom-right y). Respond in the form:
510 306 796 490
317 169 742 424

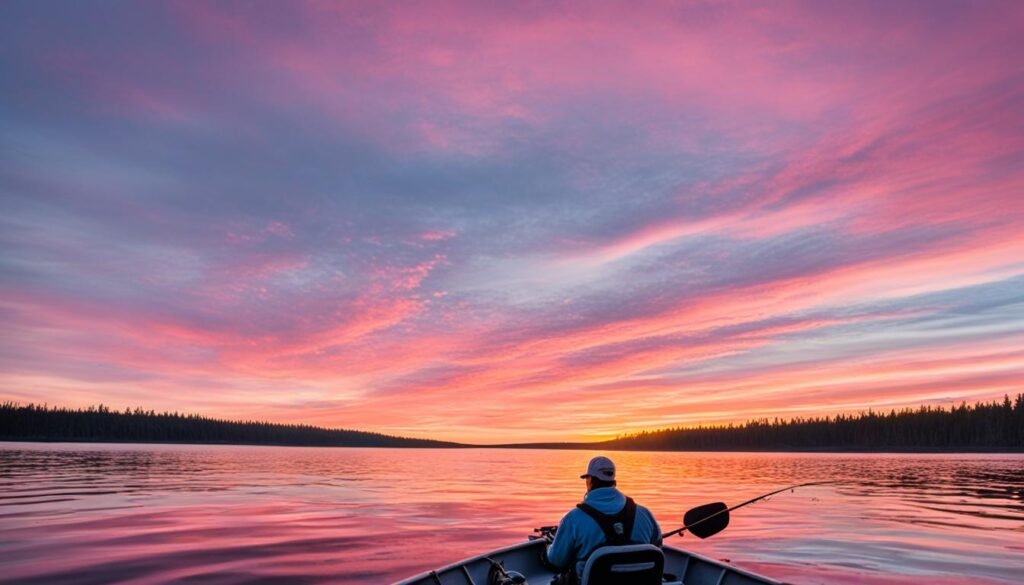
486 558 528 585
529 525 557 542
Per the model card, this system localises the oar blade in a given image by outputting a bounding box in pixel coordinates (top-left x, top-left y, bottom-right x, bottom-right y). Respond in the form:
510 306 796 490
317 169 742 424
683 502 729 539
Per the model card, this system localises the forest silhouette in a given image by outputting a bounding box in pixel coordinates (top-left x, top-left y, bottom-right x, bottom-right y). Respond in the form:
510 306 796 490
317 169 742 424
0 402 454 448
2 395 1022 450
601 394 1023 451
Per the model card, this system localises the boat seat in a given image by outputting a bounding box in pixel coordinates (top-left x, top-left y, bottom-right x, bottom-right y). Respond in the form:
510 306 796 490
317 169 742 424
579 544 671 585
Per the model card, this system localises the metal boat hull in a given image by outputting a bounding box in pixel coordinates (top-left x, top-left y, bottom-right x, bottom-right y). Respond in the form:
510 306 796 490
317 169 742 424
394 539 781 585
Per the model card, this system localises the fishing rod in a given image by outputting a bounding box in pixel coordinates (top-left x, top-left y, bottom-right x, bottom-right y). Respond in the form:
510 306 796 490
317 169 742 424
662 480 836 540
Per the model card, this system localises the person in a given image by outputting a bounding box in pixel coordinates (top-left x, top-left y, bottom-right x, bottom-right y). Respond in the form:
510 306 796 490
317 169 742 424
544 456 662 582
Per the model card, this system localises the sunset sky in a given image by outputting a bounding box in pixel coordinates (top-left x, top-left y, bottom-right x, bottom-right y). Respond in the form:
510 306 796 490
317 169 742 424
1 1 1023 443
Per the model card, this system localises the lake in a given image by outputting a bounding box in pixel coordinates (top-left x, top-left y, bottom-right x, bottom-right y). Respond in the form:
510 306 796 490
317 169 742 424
0 443 1021 584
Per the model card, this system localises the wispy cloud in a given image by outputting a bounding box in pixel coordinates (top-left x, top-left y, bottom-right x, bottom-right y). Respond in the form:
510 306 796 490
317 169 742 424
1 0 1022 442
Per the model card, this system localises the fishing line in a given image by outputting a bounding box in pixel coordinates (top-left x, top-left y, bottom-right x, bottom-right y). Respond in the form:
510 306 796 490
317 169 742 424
663 480 837 539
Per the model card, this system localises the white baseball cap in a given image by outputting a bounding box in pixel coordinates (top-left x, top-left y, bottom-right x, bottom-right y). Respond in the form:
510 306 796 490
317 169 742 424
580 456 616 481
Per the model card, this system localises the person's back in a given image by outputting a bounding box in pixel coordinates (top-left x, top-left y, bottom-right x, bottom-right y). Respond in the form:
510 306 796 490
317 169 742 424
545 456 662 581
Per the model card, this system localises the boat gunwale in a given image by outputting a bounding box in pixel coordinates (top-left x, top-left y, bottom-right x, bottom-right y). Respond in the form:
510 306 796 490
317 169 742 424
391 538 782 585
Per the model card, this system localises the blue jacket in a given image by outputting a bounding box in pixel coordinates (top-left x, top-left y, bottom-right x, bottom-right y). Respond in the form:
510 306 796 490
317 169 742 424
546 487 663 576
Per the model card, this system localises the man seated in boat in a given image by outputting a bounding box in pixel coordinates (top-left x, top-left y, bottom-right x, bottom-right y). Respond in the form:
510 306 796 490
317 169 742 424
544 456 663 583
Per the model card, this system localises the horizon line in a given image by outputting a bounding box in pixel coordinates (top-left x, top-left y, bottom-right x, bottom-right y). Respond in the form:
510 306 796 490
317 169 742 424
5 394 1019 447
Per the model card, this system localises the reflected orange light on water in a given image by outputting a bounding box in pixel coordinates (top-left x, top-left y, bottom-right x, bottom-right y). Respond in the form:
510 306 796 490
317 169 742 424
1 444 1020 584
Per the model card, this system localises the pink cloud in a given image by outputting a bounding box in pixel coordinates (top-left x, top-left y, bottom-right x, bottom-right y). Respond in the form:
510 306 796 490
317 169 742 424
419 230 456 241
4 0 1022 442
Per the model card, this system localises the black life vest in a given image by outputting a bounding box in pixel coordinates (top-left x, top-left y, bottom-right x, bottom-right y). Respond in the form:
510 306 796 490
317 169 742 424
575 497 638 546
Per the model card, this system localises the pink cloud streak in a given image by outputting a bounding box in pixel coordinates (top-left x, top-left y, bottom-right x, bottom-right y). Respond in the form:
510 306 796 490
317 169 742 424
1 0 1022 442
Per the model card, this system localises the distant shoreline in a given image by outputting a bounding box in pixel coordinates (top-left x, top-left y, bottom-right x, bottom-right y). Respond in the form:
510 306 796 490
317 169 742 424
2 438 1021 454
480 442 1024 454
4 396 1022 452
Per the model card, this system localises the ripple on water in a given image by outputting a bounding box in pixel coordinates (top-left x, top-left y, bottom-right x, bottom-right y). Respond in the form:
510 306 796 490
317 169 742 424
0 444 1021 584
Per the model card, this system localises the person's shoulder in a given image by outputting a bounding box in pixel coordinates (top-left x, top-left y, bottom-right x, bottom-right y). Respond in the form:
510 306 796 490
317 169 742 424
560 505 587 525
555 506 591 538
631 502 662 543
634 501 658 520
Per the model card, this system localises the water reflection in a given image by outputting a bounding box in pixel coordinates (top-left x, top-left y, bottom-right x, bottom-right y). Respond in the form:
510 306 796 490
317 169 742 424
0 444 1021 584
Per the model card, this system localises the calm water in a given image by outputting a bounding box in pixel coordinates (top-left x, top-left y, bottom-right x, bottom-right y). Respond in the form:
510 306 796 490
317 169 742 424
0 444 1021 584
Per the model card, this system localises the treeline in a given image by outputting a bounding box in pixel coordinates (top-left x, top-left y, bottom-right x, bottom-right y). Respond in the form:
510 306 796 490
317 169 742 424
603 394 1024 451
3 396 1022 451
0 403 457 448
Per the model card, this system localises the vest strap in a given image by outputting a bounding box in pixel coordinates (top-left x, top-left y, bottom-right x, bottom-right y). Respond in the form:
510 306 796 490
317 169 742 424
576 497 638 546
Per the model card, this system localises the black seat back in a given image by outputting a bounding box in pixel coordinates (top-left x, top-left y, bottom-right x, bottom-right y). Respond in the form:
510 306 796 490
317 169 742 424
579 544 664 585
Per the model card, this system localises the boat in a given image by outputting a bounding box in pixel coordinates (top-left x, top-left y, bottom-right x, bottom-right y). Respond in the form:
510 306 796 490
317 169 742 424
394 484 826 585
393 538 781 585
